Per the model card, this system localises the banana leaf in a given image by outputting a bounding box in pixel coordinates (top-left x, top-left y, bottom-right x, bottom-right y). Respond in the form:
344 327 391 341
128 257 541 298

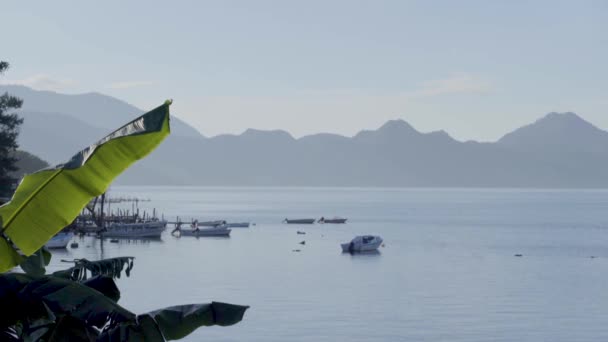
0 273 248 341
19 247 52 276
0 101 171 272
142 302 250 341
53 257 135 282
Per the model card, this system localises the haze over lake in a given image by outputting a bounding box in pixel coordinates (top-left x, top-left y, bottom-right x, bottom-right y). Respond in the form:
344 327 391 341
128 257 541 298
47 186 608 341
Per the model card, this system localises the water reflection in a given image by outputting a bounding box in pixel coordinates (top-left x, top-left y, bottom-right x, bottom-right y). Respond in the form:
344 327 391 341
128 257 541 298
344 250 382 258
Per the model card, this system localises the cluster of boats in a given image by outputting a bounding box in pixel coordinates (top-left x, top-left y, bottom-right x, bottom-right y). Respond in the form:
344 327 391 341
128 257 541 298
45 210 383 254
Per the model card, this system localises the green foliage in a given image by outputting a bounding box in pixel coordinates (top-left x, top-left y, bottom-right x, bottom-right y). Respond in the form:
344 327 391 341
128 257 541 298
0 273 249 341
53 257 135 282
0 101 171 271
143 303 249 341
0 61 24 198
0 93 249 340
19 247 52 277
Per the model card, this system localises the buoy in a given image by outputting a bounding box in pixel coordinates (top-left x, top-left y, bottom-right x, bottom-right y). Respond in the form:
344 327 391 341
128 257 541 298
299 240 306 245
514 254 523 257
292 249 301 252
297 231 306 235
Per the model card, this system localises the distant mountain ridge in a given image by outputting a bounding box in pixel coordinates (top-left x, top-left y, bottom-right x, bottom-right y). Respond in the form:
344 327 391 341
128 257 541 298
4 85 608 187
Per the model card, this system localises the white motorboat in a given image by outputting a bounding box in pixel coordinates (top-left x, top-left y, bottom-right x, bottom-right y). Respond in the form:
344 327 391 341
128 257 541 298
225 222 250 228
198 220 227 227
179 225 231 237
101 220 167 238
341 235 383 253
45 232 74 249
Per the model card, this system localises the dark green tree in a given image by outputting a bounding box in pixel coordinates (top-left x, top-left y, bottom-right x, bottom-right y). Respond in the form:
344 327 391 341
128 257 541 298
0 61 24 198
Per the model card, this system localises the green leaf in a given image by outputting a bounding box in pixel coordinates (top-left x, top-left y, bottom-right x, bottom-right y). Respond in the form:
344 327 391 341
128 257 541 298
0 101 171 272
19 247 51 276
46 315 97 342
1 273 249 341
53 257 135 282
81 276 121 302
143 302 249 340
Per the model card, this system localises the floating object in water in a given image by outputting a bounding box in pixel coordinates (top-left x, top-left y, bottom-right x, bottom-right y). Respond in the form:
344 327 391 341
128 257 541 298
198 220 227 227
70 242 79 248
299 240 306 245
102 220 167 238
590 256 597 259
179 225 231 237
318 217 347 224
297 231 306 235
514 254 523 257
284 218 315 224
225 222 250 228
341 235 383 253
110 239 119 243
292 249 301 252
45 232 74 249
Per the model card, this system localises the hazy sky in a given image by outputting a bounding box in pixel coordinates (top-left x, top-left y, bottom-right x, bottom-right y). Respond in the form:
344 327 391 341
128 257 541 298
2 1 607 141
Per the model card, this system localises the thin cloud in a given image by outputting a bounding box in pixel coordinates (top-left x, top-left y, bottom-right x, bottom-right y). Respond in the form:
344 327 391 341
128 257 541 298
0 74 77 91
107 81 155 89
405 73 492 99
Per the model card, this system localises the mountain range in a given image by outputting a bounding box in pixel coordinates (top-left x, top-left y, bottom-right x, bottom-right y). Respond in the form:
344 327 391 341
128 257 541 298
3 85 608 187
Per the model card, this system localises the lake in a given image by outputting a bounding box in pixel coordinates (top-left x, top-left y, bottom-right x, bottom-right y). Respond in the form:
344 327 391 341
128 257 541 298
47 187 608 341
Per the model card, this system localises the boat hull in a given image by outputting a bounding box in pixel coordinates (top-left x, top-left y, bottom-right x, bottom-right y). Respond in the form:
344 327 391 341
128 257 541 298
321 218 347 224
101 221 167 238
341 236 383 253
180 227 231 237
225 222 250 228
284 219 315 224
198 220 227 227
46 232 74 249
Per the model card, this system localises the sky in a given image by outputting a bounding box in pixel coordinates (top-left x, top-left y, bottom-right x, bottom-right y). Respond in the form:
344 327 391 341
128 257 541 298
1 0 607 141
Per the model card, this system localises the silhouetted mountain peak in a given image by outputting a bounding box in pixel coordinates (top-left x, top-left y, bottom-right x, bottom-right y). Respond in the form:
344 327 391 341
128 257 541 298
378 119 416 133
498 111 608 150
241 128 294 140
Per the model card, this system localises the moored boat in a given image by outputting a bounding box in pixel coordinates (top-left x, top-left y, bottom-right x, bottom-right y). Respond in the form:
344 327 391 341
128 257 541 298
198 220 227 227
180 226 231 237
101 220 167 238
341 235 383 253
283 218 315 224
225 222 250 228
319 217 347 224
45 232 74 249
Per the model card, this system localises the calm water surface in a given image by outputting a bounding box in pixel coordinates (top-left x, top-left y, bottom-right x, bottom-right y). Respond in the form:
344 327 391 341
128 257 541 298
47 187 608 341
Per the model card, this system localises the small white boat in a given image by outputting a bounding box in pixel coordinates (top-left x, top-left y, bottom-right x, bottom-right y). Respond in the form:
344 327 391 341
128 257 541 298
341 235 383 253
198 220 227 227
284 218 315 224
180 225 231 237
225 222 250 228
45 232 74 249
101 220 167 238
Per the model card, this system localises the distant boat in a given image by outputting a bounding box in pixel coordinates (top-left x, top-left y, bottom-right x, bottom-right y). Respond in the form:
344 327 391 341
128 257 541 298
341 235 383 253
225 222 250 228
318 217 347 224
283 218 315 224
179 225 231 237
198 220 227 227
101 220 167 238
45 232 74 249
